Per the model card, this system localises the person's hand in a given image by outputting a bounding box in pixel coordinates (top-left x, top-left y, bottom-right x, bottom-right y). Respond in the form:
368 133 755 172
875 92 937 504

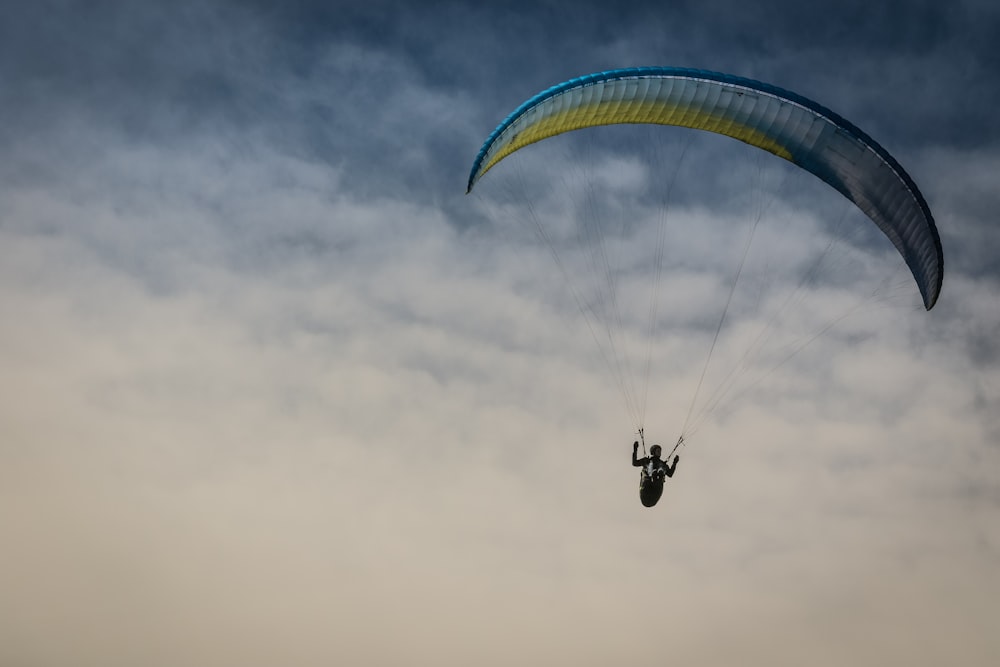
673 455 680 464
633 441 639 450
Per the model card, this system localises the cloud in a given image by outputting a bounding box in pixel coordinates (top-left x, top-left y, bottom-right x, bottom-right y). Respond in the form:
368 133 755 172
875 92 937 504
1 1 998 665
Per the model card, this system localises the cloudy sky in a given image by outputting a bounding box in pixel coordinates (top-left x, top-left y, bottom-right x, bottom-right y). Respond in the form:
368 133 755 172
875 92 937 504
2 1 998 665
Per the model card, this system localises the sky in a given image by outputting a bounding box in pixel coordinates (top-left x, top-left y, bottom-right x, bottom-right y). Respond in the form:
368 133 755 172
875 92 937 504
1 1 998 665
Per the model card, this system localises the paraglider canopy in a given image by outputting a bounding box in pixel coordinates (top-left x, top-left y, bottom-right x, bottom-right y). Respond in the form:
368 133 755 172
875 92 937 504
468 67 943 309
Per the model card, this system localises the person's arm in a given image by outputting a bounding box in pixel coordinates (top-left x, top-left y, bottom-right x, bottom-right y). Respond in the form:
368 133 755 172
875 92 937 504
632 441 643 467
664 455 680 477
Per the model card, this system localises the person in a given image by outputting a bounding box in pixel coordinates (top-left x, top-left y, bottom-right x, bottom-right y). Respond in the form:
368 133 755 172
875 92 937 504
632 441 679 507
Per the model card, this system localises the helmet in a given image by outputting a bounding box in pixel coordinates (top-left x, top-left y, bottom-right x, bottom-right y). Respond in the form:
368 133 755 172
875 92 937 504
649 444 662 458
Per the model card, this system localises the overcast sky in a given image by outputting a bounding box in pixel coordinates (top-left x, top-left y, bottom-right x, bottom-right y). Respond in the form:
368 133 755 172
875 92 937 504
2 1 998 665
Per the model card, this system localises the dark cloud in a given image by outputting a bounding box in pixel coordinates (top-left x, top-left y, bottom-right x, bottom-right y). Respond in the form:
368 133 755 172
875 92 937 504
6 0 997 203
0 0 993 318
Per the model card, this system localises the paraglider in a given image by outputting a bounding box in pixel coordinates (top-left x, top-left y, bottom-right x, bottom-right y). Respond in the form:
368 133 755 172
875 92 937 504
632 437 680 508
467 67 943 507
